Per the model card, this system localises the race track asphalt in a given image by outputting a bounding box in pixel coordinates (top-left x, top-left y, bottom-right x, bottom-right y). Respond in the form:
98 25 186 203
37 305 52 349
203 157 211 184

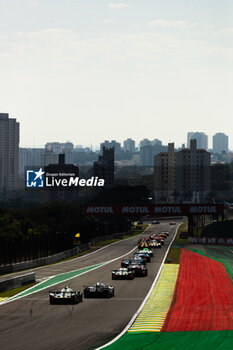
0 220 181 350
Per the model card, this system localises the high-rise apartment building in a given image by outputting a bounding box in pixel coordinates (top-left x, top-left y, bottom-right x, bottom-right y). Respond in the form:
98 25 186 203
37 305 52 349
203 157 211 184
213 133 229 154
139 138 151 149
187 132 208 150
19 148 46 174
0 113 20 191
94 147 114 187
123 138 135 153
154 143 176 202
100 140 121 153
154 140 210 203
140 143 166 167
44 154 79 202
176 139 210 202
45 142 74 163
151 139 162 146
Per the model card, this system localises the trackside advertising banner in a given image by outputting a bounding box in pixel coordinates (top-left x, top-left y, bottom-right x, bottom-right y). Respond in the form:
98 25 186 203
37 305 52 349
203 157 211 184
188 237 233 246
83 204 223 216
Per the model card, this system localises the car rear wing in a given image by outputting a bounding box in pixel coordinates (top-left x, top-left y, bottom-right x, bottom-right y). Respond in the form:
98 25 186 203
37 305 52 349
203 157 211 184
49 291 77 295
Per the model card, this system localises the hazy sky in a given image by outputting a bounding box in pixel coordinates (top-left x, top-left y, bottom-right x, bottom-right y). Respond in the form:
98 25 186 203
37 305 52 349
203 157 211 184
1 0 233 149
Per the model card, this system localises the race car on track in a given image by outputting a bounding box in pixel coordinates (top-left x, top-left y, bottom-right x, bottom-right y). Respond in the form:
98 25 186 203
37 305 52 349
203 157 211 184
84 282 114 298
138 241 149 249
112 267 135 280
152 220 160 224
134 252 151 262
158 233 168 240
170 222 176 225
121 257 146 267
153 237 165 245
128 263 148 277
138 247 154 257
161 231 169 236
49 286 82 304
149 239 162 248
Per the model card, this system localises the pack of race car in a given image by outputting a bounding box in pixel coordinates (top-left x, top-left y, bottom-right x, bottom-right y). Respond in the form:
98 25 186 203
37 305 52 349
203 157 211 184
49 229 170 304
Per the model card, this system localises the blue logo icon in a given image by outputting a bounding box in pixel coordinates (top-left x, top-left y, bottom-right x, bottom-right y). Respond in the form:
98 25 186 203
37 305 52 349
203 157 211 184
26 168 45 188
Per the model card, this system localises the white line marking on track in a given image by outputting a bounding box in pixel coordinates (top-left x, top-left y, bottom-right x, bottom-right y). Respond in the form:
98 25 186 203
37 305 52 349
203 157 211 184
0 243 140 306
2 225 151 277
95 222 183 350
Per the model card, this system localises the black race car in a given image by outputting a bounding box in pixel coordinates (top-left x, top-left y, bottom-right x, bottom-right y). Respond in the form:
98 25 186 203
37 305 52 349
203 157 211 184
84 282 114 298
112 268 135 280
128 263 148 277
49 287 82 304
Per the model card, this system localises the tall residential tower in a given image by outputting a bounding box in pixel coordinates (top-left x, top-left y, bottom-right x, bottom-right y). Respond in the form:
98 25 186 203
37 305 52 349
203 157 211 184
213 133 229 154
0 113 20 191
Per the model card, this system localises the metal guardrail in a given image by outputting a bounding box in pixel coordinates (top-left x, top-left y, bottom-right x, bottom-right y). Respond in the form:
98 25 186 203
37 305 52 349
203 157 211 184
0 231 128 290
0 272 35 292
0 243 89 275
0 232 127 276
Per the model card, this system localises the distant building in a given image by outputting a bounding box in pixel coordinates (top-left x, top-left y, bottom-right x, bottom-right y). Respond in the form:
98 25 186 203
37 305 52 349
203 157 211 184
94 147 114 187
19 148 32 175
132 153 140 165
213 133 228 154
45 142 74 163
44 154 79 202
0 113 20 191
154 143 176 202
187 132 208 150
123 138 135 153
41 150 58 166
176 139 210 202
151 139 162 146
100 140 121 153
140 145 152 166
140 143 166 166
19 148 57 175
154 140 210 203
139 138 151 149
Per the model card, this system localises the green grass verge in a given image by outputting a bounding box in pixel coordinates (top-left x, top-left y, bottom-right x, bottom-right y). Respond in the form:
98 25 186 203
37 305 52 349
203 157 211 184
166 248 180 264
165 221 188 263
0 282 37 298
102 330 233 350
174 222 189 244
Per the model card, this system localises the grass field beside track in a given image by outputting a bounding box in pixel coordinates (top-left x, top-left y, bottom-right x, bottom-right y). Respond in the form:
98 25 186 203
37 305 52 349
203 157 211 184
102 330 233 350
0 282 37 298
166 221 188 264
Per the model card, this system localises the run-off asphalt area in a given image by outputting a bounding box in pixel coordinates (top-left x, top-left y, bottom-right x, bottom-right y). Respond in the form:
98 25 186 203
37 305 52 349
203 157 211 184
0 221 179 350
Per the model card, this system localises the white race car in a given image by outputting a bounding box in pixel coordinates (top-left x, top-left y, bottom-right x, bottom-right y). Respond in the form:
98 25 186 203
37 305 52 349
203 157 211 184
150 239 162 248
49 286 82 304
112 268 135 280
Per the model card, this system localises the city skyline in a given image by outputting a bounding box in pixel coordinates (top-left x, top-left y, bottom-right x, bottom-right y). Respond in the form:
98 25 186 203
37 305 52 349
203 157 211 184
19 132 231 151
1 1 233 148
